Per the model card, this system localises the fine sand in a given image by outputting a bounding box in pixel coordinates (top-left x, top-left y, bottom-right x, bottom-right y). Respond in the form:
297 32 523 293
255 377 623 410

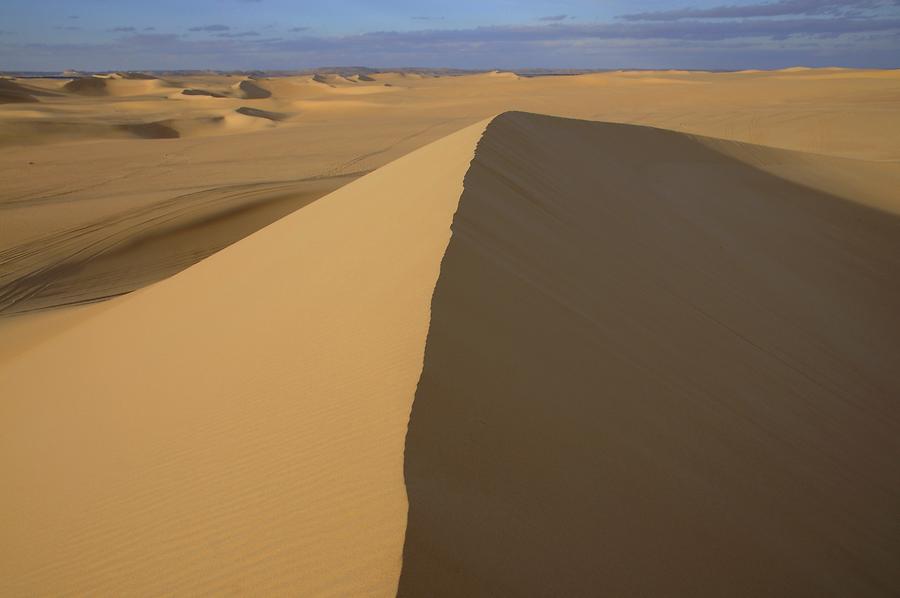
2 70 900 596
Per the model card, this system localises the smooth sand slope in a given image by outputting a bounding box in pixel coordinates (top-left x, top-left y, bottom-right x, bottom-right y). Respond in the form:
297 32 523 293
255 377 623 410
3 68 900 315
0 119 488 596
0 172 359 313
399 113 900 597
2 111 900 595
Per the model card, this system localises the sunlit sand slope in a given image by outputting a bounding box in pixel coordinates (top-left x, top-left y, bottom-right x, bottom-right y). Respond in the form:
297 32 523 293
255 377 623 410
0 173 359 314
398 112 900 597
0 119 489 596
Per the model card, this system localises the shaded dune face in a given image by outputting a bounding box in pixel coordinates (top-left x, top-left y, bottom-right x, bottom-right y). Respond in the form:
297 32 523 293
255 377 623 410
117 121 180 139
236 106 288 121
398 112 900 596
63 77 108 96
238 80 272 99
181 88 227 98
119 72 158 80
0 79 39 104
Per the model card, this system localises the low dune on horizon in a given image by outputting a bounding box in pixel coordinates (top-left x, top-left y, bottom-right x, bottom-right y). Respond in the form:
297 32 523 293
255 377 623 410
2 70 900 596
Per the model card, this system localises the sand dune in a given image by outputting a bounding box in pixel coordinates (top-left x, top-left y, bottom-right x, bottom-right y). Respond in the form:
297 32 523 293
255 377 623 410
118 72 159 80
2 111 899 595
117 120 180 139
0 173 358 314
35 75 170 100
0 79 39 104
236 106 289 121
103 79 174 97
62 76 109 96
61 76 170 98
1 79 62 98
181 88 228 98
237 79 272 99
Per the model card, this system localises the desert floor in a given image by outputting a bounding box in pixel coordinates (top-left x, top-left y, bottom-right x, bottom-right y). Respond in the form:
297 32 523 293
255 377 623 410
1 69 899 596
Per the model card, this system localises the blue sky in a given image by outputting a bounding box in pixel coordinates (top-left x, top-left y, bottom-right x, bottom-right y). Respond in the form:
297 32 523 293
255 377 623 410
1 0 899 70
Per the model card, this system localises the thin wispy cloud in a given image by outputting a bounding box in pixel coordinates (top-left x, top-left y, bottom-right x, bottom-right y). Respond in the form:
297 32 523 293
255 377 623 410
619 0 900 21
115 33 183 46
188 24 231 32
215 31 261 38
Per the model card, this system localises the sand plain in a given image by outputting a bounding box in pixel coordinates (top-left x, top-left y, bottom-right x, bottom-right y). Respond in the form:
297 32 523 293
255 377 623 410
1 69 900 596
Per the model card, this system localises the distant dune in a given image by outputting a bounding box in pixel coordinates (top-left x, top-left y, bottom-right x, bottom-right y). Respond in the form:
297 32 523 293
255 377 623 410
0 79 39 104
236 106 288 121
117 120 180 139
62 76 109 96
2 111 899 595
237 79 272 99
118 72 159 80
181 88 227 98
61 75 175 98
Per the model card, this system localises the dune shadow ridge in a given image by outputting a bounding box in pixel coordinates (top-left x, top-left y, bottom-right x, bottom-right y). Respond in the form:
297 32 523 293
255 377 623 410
398 111 900 597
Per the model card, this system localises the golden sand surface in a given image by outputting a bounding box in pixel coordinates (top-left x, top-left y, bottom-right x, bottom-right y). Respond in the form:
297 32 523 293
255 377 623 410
1 70 899 596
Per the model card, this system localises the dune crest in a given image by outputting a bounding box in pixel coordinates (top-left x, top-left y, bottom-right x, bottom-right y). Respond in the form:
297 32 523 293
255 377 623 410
237 79 272 99
236 106 289 121
181 88 227 98
0 79 40 104
62 76 109 96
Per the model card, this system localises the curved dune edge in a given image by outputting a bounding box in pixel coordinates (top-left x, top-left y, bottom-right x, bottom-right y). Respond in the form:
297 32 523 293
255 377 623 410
398 112 900 596
0 118 490 596
2 112 900 596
